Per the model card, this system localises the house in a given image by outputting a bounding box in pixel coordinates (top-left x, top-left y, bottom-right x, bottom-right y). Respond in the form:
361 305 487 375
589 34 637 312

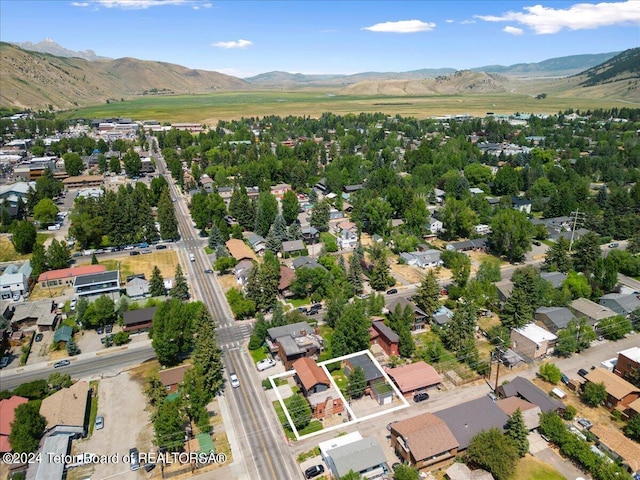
510 323 557 360
432 305 454 326
387 297 428 330
0 260 32 300
337 229 358 249
435 396 509 451
281 239 306 256
446 238 488 252
342 184 363 194
125 277 150 298
534 306 576 333
428 216 443 234
495 397 541 430
247 234 266 254
469 187 485 196
291 256 324 271
73 270 120 297
0 182 33 212
540 271 568 289
225 239 256 262
335 220 357 234
569 297 617 326
217 186 234 203
495 280 513 302
445 463 494 480
122 306 156 333
293 357 330 395
0 396 28 452
39 381 90 435
343 353 394 405
498 376 564 413
474 224 491 235
584 368 640 414
233 259 254 287
599 293 640 316
391 412 459 471
278 266 295 298
158 364 192 393
301 226 320 245
511 196 532 214
38 265 107 289
369 321 399 356
199 174 214 193
266 322 323 369
614 347 640 384
62 174 104 189
270 183 291 199
324 436 387 479
53 325 73 346
6 299 58 332
400 249 442 269
433 188 446 203
386 361 442 397
590 424 640 474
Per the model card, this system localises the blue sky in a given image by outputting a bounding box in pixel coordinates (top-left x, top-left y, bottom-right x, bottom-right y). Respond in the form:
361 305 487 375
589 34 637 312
1 0 639 77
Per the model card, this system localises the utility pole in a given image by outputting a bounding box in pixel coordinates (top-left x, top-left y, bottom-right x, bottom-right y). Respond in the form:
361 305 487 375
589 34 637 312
568 209 586 252
493 349 502 395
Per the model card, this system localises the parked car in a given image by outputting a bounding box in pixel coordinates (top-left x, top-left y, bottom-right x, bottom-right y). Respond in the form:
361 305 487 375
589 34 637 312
124 245 135 250
0 357 9 368
155 244 167 250
70 298 77 310
532 240 542 246
130 251 140 256
53 360 70 368
386 288 398 295
304 465 325 479
141 249 152 254
487 392 498 402
230 373 240 388
413 391 429 402
12 293 20 301
138 242 149 248
577 418 593 430
561 373 570 385
95 415 104 430
256 358 276 371
297 307 308 313
577 368 589 377
129 448 140 471
143 463 156 473
609 243 619 248
96 326 104 335
105 324 113 334
35 333 43 342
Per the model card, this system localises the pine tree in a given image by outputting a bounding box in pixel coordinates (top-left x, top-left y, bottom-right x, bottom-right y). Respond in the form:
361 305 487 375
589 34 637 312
208 223 224 250
505 408 529 457
287 222 302 240
216 244 230 258
347 252 364 294
149 266 166 297
543 237 572 273
229 187 254 230
91 252 99 265
170 264 189 300
265 214 287 253
192 307 224 396
347 365 367 399
414 269 441 318
157 189 178 240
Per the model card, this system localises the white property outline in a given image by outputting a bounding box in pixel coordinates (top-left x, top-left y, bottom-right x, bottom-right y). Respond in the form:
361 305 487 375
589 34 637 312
269 349 410 441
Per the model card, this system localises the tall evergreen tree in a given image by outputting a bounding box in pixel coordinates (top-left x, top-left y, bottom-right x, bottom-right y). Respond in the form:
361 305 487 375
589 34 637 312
229 187 254 230
413 270 441 318
208 223 224 250
157 189 179 240
149 266 166 297
501 268 538 330
254 192 278 237
505 409 529 457
445 301 477 352
347 252 364 294
170 264 189 300
572 231 601 276
287 222 302 240
192 306 224 395
265 214 287 253
543 237 572 272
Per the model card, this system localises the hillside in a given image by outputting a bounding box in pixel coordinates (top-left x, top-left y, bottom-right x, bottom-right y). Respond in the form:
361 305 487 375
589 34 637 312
0 42 249 110
578 48 640 87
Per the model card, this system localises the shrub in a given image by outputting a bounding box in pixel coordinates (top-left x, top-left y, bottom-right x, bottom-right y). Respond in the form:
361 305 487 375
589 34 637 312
563 405 577 420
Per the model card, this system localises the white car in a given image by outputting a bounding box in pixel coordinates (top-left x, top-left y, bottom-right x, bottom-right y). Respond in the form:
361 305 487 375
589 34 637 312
229 373 240 388
256 358 276 371
70 298 77 311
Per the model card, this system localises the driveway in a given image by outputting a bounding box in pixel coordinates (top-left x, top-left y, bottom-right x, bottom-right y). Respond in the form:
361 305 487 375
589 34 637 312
68 372 153 480
529 431 591 479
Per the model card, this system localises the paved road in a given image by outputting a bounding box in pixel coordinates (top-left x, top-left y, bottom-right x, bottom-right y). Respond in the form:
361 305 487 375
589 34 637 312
157 152 301 480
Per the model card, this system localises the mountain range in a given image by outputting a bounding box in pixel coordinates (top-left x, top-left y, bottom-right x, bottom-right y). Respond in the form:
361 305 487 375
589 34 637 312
0 39 638 111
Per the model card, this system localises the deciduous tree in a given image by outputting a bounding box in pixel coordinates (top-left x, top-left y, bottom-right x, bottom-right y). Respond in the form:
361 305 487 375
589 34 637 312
33 198 58 225
9 402 46 453
10 220 37 254
347 365 366 400
467 428 519 480
489 209 534 262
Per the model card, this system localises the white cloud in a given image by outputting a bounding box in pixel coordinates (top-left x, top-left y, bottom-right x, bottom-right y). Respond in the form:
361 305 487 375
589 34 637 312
460 19 476 25
362 19 436 33
71 2 89 6
212 39 253 49
476 0 640 34
445 19 454 23
503 25 524 35
193 2 211 9
86 0 197 9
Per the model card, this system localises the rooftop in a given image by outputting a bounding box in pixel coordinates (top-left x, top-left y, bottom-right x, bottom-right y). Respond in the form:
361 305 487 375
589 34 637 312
293 357 330 392
0 396 28 451
267 321 313 341
499 376 564 413
570 297 617 320
513 323 557 343
327 437 386 478
346 354 383 383
590 424 640 473
74 270 119 287
39 381 90 430
386 361 442 393
122 306 156 326
371 321 399 343
391 412 459 460
584 368 639 400
618 347 640 364
158 364 192 387
37 264 106 283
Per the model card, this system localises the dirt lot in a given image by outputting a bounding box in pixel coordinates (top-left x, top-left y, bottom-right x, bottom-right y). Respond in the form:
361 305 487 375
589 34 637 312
217 273 238 292
68 372 154 480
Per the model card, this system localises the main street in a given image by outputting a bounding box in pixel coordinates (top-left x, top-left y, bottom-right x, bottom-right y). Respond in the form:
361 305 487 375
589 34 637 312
157 153 301 480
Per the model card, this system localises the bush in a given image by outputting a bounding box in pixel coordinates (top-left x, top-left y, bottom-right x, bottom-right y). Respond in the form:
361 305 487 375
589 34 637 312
538 363 562 384
262 379 273 390
563 405 577 420
112 331 130 345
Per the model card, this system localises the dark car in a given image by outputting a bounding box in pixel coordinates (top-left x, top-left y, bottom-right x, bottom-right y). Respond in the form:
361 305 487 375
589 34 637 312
96 326 104 335
304 465 324 479
413 391 429 402
532 240 541 246
54 360 70 368
129 448 140 471
105 324 113 334
204 269 214 274
155 244 167 250
577 368 589 378
386 288 398 295
297 307 308 313
561 373 570 385
143 463 156 473
35 333 44 342
130 251 140 256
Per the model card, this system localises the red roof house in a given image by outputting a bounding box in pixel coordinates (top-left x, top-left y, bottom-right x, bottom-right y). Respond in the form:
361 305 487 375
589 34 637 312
0 396 28 452
386 361 442 396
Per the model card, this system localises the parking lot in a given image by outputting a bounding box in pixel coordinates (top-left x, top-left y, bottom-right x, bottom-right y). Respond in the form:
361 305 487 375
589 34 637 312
68 372 153 480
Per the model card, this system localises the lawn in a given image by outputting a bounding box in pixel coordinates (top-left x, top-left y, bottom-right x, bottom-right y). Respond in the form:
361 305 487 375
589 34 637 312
331 369 348 395
76 250 179 283
515 455 565 480
88 380 99 436
273 400 295 441
249 346 267 363
0 232 50 262
288 298 310 308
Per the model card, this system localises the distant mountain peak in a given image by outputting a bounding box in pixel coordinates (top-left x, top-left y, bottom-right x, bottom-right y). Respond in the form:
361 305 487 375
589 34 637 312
11 38 111 61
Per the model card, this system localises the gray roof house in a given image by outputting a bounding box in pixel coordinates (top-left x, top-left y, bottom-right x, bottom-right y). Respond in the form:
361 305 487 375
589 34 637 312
344 354 383 384
281 239 306 255
73 270 120 297
0 260 32 299
247 234 266 253
498 376 564 413
570 297 617 326
534 306 576 333
599 293 640 316
125 277 150 298
434 396 508 450
540 271 568 289
386 297 428 330
433 305 454 326
292 256 324 270
325 437 387 479
400 249 442 269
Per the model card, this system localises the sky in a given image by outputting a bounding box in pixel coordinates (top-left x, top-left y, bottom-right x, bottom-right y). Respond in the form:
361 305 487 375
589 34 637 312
1 0 639 78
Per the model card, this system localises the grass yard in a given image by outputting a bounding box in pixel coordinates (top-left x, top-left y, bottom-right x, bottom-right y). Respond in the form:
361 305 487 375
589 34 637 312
0 232 50 262
249 346 267 363
288 298 310 308
88 380 99 436
331 369 348 395
75 250 179 283
515 455 566 480
273 400 295 441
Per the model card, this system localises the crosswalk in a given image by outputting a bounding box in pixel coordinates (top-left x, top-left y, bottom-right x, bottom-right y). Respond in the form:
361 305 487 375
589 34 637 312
217 323 253 350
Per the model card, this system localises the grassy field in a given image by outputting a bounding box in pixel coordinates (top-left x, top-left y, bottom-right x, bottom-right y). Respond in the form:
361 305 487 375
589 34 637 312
0 233 50 262
515 455 566 480
75 251 179 283
57 89 630 124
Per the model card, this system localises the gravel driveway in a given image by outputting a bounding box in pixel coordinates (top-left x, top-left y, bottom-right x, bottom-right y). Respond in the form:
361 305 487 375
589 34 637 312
69 372 153 480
